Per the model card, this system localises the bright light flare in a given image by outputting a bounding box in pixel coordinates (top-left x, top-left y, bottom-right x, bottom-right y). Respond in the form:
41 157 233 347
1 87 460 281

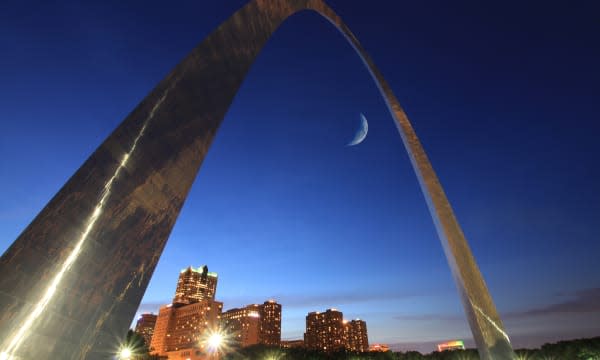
202 328 234 356
208 333 223 351
264 349 285 360
118 346 133 359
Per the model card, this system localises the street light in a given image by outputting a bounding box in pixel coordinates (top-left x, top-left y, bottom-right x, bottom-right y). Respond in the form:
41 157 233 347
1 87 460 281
117 346 133 360
202 327 234 360
207 332 223 353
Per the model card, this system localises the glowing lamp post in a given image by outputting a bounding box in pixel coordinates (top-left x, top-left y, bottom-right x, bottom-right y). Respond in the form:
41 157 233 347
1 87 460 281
204 329 227 360
208 332 223 352
117 346 132 360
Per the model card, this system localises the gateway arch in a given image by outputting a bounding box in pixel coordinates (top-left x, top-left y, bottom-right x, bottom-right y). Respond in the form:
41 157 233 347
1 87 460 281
0 0 515 359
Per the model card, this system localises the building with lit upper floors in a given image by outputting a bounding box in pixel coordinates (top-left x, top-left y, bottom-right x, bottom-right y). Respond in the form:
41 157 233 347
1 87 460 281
150 299 223 358
344 319 369 352
304 308 369 352
134 313 157 348
304 309 345 352
221 300 282 348
173 265 217 305
221 304 261 347
259 300 282 346
150 265 223 359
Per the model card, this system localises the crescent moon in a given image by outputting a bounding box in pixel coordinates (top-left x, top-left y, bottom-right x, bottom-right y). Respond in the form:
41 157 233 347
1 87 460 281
347 113 368 146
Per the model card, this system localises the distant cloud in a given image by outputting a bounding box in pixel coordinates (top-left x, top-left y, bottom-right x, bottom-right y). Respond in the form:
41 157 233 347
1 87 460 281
255 290 430 309
390 287 600 324
136 290 426 315
506 287 600 318
392 313 462 322
387 287 600 352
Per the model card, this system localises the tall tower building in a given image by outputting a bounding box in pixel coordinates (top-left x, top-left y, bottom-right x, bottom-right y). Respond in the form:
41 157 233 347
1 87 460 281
173 265 218 305
134 313 157 348
259 300 282 346
150 266 223 359
344 319 369 352
304 309 345 352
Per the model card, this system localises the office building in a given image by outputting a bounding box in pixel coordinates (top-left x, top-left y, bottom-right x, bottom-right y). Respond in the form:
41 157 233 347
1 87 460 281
344 319 369 352
304 309 369 352
304 309 345 352
150 299 222 357
221 305 261 347
150 265 223 359
134 313 157 347
259 300 282 346
173 265 218 305
221 300 282 347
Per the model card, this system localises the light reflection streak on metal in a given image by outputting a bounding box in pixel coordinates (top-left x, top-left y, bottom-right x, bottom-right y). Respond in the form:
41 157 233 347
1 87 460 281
0 90 171 360
472 302 511 343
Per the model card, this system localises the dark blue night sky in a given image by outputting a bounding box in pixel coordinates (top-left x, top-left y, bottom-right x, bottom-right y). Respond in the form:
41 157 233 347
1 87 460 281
1 0 599 352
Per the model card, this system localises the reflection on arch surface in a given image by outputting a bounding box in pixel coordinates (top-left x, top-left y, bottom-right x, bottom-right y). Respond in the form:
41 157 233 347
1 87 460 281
0 0 515 359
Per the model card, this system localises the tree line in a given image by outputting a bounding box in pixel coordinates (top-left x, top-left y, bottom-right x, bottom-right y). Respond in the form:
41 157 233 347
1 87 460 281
124 331 599 360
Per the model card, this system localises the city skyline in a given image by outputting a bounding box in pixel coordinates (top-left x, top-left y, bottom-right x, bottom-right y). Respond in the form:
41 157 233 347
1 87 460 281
136 264 373 346
1 0 599 355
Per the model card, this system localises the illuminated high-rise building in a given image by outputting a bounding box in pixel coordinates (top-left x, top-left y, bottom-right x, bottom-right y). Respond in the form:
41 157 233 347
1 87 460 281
305 309 369 352
259 300 282 346
150 305 174 355
221 300 282 348
150 300 223 357
304 309 345 352
344 319 369 352
221 305 261 347
150 266 223 359
173 265 218 305
134 313 157 348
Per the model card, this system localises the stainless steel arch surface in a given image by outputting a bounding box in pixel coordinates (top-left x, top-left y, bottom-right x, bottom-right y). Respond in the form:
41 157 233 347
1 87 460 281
0 0 515 359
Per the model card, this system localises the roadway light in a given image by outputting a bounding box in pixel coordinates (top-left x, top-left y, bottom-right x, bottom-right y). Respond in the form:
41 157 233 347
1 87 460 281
207 332 223 352
117 346 133 360
201 327 236 359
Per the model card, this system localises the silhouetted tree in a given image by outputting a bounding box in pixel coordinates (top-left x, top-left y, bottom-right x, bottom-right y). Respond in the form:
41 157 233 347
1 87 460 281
219 337 600 360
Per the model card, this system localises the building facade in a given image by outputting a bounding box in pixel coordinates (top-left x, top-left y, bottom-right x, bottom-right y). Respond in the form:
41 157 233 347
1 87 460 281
221 300 281 348
150 265 223 359
304 309 369 352
150 300 222 356
134 313 157 348
221 304 261 347
344 319 369 352
173 265 218 305
150 304 175 355
304 309 345 352
259 300 282 346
